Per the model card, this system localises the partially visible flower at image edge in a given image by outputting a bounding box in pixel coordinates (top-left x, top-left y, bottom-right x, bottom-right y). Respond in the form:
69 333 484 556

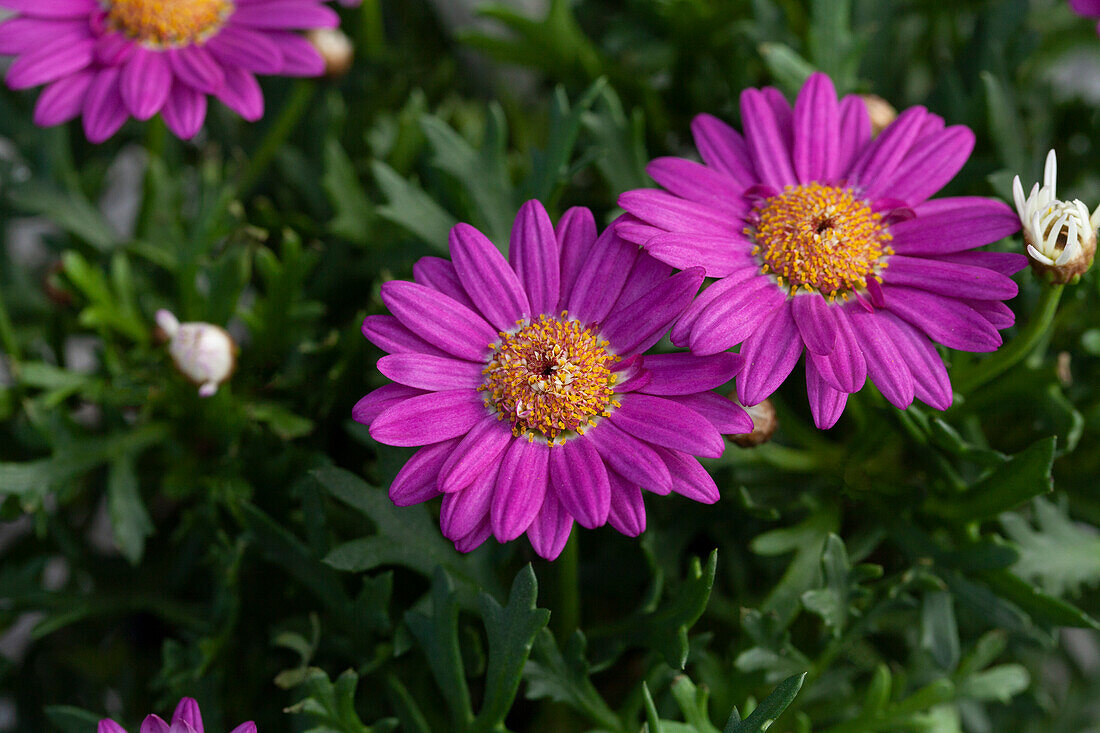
1070 0 1100 31
354 200 753 560
1013 148 1098 283
617 72 1027 428
0 0 356 142
98 696 256 733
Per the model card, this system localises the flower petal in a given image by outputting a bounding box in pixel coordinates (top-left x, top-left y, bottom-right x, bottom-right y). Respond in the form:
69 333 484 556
805 360 849 429
585 421 672 494
638 353 741 395
848 309 914 409
526 491 573 560
793 72 840 184
656 447 719 503
878 312 953 410
557 206 597 308
883 285 1002 352
352 384 425 427
610 393 725 459
510 200 560 315
381 280 497 362
736 301 803 406
550 438 610 529
688 276 788 356
643 231 756 278
440 461 498 540
807 306 866 393
566 226 638 323
883 254 1018 300
740 87 797 188
889 197 1021 254
791 291 838 355
377 353 484 391
667 392 754 435
438 416 514 493
389 439 458 506
491 439 549 541
600 267 705 354
370 390 486 447
691 113 757 186
607 470 646 536
449 223 531 331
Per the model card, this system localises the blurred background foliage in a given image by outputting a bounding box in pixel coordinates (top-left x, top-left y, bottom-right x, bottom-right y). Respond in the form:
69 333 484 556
3 0 1100 731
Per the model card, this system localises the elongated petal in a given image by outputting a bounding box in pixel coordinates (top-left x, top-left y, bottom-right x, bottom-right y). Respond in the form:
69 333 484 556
412 256 474 309
691 113 757 186
643 231 755 277
807 306 866 393
361 314 450 358
646 156 748 210
619 189 744 237
389 438 458 506
607 470 646 536
491 439 549 541
667 392 754 435
526 492 573 560
639 353 741 395
740 87 797 188
656 447 719 503
878 312 953 410
883 286 1002 352
836 94 872 176
550 439 610 528
806 360 849 429
670 267 759 346
849 106 927 188
883 255 1018 300
172 698 204 733
791 291 838 355
377 354 484 390
119 48 171 120
141 716 170 733
793 72 840 184
440 462 498 539
557 206 597 307
889 197 1020 254
566 227 637 323
449 223 530 331
871 125 974 204
352 384 425 427
688 276 787 356
848 309 914 409
737 301 804 405
438 416 513 493
585 421 671 494
600 267 705 354
370 390 486 447
83 67 128 143
510 200 560 315
99 722 127 733
610 394 724 459
381 281 497 362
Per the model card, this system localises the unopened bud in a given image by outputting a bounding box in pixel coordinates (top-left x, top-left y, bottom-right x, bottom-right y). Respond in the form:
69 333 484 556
1013 149 1099 284
860 94 897 138
731 397 777 448
156 310 237 397
306 28 354 78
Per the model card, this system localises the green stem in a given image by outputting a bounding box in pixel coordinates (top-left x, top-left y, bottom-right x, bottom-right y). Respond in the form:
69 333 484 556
953 283 1064 395
361 0 386 58
0 279 21 383
235 80 317 199
556 532 580 641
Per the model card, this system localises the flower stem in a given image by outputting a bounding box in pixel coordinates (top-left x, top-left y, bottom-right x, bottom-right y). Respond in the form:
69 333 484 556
953 283 1064 395
556 532 580 640
0 280 22 383
361 0 386 58
235 80 317 199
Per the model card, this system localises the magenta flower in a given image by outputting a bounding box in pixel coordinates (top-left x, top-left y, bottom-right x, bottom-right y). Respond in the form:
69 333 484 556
98 697 256 733
0 0 347 142
354 201 753 560
1071 0 1100 29
617 72 1027 429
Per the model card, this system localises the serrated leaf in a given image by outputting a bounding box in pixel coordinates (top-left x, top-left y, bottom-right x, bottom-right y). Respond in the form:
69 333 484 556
727 674 805 733
323 138 374 244
1002 496 1100 596
370 160 456 252
800 534 852 636
9 183 118 251
929 437 1055 522
405 568 474 727
470 565 550 732
519 80 606 204
107 455 153 565
921 591 961 670
525 629 621 731
582 86 650 196
958 664 1030 703
670 675 721 733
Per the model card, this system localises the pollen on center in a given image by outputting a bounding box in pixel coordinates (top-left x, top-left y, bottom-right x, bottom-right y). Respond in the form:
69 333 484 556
479 313 620 444
107 0 234 47
748 183 893 296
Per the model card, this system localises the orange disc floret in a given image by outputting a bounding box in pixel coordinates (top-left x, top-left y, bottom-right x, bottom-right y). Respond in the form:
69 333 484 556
480 313 620 443
748 183 893 296
107 0 233 47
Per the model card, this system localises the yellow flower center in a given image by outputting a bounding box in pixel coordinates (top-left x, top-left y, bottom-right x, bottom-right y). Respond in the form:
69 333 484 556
106 0 234 47
480 314 620 443
749 183 893 296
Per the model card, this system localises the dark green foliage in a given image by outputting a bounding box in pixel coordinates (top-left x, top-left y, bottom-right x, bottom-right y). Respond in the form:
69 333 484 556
2 1 1100 732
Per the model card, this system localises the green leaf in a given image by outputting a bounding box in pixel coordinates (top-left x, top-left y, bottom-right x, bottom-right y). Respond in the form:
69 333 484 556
107 455 153 565
753 509 838 628
582 86 650 195
323 138 374 245
981 568 1100 630
1002 496 1100 596
405 568 474 727
807 0 855 90
800 534 853 636
519 80 606 205
670 675 721 733
9 183 118 251
44 705 101 733
981 71 1029 175
958 665 1030 703
928 437 1055 522
727 673 805 733
758 43 816 97
525 629 622 731
370 160 456 252
921 591 961 670
591 551 717 670
642 682 663 733
470 565 551 732
246 402 316 440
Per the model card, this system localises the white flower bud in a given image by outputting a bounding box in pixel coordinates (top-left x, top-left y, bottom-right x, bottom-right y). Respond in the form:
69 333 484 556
305 28 354 78
1013 149 1099 284
156 310 237 397
731 396 777 448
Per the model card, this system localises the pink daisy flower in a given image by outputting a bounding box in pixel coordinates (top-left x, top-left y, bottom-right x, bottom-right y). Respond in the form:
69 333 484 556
98 697 256 733
0 0 347 142
617 72 1027 429
354 201 754 560
1071 0 1100 30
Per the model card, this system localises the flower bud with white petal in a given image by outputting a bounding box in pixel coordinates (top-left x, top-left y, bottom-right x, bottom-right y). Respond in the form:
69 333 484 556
1013 149 1099 284
156 310 237 397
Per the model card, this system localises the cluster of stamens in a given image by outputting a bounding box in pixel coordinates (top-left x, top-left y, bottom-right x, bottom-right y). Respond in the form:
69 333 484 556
106 0 234 47
480 313 620 444
748 183 892 296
